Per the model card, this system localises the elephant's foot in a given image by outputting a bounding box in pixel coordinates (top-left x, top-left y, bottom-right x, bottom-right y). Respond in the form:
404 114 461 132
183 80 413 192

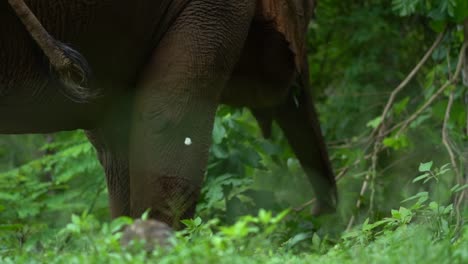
130 176 200 229
121 219 174 251
311 200 336 217
154 177 200 229
312 185 338 217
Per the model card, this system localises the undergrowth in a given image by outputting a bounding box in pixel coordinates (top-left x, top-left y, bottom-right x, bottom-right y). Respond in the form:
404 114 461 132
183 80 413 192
1 163 466 264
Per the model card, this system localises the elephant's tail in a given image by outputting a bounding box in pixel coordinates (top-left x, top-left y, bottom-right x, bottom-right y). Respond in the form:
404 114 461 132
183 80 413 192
8 0 97 103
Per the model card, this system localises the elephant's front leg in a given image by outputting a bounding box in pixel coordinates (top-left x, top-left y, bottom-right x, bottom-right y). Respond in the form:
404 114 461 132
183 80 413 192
129 0 255 228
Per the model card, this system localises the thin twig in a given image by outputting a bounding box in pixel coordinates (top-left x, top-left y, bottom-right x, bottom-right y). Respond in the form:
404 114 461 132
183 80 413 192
346 215 356 231
442 92 459 179
454 18 468 236
368 142 379 215
346 174 370 231
442 47 461 180
445 90 464 233
440 88 464 229
371 31 445 138
346 152 377 231
293 198 317 212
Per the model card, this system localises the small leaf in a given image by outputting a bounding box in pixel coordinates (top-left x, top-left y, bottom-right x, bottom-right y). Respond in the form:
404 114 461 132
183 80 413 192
443 204 453 214
393 97 410 116
413 173 430 183
398 207 413 223
383 135 409 150
391 209 401 219
452 184 468 193
110 217 133 233
401 192 428 204
312 233 321 250
212 118 226 144
429 201 439 212
258 209 272 224
410 113 431 128
367 116 383 129
450 184 460 193
141 209 150 220
418 161 433 172
71 214 80 224
285 232 313 249
194 217 202 226
181 219 194 228
272 209 290 224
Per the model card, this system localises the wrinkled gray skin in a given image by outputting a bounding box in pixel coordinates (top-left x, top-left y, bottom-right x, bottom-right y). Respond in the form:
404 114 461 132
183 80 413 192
0 0 336 228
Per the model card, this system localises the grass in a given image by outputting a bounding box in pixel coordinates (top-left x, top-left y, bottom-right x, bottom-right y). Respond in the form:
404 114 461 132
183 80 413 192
1 207 467 264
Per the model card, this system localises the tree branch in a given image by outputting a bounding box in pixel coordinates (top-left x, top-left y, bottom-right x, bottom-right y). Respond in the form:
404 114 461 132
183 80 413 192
395 42 467 136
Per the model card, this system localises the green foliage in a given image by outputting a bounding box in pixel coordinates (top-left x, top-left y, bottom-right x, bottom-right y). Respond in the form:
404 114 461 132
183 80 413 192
392 0 468 23
0 133 107 253
199 107 312 222
343 162 466 245
1 183 466 263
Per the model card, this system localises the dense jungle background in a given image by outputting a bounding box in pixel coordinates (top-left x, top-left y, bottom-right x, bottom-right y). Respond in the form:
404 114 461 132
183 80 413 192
1 0 468 262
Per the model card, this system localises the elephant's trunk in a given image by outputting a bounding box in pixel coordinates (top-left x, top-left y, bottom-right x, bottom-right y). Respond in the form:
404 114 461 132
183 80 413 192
8 0 97 103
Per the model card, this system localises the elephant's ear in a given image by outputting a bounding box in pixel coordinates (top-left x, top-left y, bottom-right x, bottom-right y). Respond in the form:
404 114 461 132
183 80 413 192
257 0 315 74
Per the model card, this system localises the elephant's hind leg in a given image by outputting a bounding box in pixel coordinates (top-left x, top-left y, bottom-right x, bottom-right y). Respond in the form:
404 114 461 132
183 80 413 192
129 0 255 228
86 108 132 218
274 89 337 215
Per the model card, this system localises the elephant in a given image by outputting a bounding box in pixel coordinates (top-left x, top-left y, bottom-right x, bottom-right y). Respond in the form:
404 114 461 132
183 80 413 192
1 0 337 229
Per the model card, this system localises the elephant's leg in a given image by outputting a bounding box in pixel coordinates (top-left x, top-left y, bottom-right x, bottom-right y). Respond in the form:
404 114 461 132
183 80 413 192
85 106 132 217
274 89 337 215
129 0 255 228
